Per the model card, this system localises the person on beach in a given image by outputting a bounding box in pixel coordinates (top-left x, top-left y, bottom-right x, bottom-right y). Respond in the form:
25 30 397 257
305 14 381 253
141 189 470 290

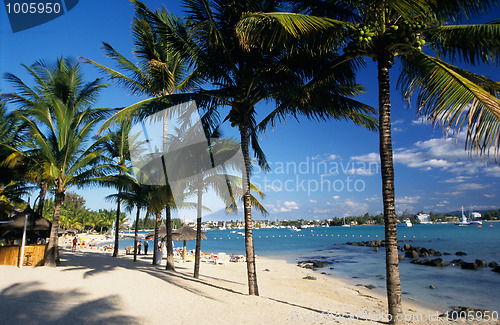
72 236 78 251
144 240 148 255
137 241 142 255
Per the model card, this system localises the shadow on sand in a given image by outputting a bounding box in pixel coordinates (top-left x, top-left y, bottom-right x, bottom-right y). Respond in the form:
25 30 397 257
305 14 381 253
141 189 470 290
0 280 138 324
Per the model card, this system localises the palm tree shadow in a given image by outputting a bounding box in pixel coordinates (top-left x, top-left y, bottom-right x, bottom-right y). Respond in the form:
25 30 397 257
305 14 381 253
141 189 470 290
0 281 138 324
58 250 387 323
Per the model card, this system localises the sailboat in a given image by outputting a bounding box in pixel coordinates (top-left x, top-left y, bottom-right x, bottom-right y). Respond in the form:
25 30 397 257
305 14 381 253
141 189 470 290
342 216 351 227
455 207 471 226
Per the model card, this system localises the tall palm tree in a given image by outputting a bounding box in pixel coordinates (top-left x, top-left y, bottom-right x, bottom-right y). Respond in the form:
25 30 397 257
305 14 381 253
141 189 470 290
99 121 133 257
83 3 199 270
134 0 377 295
2 58 109 266
236 0 500 318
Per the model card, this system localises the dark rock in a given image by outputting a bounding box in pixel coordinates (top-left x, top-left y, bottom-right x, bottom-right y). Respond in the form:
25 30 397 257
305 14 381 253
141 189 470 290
427 258 446 267
398 254 404 261
443 252 451 256
448 259 464 267
329 267 334 270
297 260 333 270
263 268 270 272
475 259 487 267
402 244 412 251
461 262 478 270
376 274 384 278
488 261 498 268
492 266 500 273
420 252 429 258
356 284 376 290
405 250 419 259
456 251 467 256
321 272 326 275
303 275 316 280
374 239 382 247
410 258 422 265
373 247 379 252
429 285 435 289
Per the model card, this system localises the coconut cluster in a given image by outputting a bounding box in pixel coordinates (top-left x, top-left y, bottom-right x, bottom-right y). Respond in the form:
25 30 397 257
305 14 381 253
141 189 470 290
344 19 429 55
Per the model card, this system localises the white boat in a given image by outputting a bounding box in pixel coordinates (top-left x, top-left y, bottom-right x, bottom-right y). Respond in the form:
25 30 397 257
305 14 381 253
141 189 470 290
455 207 471 226
342 216 351 227
291 226 301 231
397 219 413 227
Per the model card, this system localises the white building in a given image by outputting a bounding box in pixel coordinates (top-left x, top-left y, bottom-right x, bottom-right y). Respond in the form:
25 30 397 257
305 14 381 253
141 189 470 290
470 212 482 220
416 213 432 224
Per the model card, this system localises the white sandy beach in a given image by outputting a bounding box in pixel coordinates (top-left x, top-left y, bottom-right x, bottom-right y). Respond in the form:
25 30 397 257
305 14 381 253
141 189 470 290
0 247 495 325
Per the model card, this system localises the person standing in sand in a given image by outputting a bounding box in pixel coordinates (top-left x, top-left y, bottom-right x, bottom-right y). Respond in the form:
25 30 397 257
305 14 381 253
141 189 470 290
72 236 78 252
137 241 142 255
144 240 148 255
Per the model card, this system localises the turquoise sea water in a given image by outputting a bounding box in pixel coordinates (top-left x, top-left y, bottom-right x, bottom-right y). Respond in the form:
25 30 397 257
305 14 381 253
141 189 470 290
113 223 500 312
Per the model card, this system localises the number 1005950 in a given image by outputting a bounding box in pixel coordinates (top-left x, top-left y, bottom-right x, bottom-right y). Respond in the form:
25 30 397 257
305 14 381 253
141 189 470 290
6 2 61 14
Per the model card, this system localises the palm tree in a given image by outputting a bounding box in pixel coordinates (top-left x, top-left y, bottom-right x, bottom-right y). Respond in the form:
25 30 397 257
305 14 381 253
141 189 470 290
134 0 376 295
2 57 109 266
236 0 500 318
99 121 133 257
83 3 199 270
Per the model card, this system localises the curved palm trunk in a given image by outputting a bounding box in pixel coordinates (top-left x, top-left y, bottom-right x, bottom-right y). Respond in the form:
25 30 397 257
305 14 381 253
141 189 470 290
377 57 402 322
152 211 161 264
165 203 175 271
45 191 65 267
239 124 259 296
37 183 47 216
133 205 141 262
194 183 203 278
112 196 121 257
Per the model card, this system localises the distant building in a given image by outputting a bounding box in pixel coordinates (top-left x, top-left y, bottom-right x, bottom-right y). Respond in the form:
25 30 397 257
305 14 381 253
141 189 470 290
470 212 482 220
416 213 432 224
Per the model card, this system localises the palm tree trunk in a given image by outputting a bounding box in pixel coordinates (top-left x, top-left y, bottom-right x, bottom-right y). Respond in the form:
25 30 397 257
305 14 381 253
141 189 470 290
194 184 203 278
112 196 121 257
377 57 402 322
37 183 47 216
45 191 65 267
165 203 175 271
134 205 141 262
239 124 259 296
152 211 161 265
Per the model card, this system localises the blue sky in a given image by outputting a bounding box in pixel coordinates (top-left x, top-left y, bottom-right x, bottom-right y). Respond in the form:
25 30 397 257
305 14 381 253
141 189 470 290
1 1 499 222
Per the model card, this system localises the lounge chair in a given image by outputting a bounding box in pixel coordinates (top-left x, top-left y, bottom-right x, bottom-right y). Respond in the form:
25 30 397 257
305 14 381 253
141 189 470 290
125 246 134 255
217 252 229 266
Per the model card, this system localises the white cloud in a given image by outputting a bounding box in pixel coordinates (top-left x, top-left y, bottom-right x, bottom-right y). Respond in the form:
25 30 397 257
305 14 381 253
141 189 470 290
309 199 317 203
344 167 376 176
456 183 485 190
351 152 380 163
265 184 282 192
365 195 380 202
397 196 422 204
332 195 340 200
412 117 432 125
282 201 299 211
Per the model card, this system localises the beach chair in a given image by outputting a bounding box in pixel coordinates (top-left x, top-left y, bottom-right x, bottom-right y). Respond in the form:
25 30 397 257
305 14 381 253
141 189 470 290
217 252 229 266
125 246 134 255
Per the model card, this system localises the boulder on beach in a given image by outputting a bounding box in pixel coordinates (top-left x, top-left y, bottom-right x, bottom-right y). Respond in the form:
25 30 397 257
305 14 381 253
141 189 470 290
492 266 500 273
488 261 498 268
297 260 333 270
398 254 404 260
455 251 467 256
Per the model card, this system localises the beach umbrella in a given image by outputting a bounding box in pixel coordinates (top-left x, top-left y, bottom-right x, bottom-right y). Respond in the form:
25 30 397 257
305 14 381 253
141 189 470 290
0 206 51 241
144 223 166 240
170 225 206 261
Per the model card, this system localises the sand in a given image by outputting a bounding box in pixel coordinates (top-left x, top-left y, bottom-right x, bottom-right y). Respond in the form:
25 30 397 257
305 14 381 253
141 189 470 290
0 247 494 324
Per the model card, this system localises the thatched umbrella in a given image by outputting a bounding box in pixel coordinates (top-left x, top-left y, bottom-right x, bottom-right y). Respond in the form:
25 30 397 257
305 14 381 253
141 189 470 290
145 223 166 240
171 225 206 261
0 206 51 241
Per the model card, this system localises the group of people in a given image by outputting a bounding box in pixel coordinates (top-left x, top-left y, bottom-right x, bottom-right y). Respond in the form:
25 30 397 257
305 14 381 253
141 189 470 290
136 240 149 255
